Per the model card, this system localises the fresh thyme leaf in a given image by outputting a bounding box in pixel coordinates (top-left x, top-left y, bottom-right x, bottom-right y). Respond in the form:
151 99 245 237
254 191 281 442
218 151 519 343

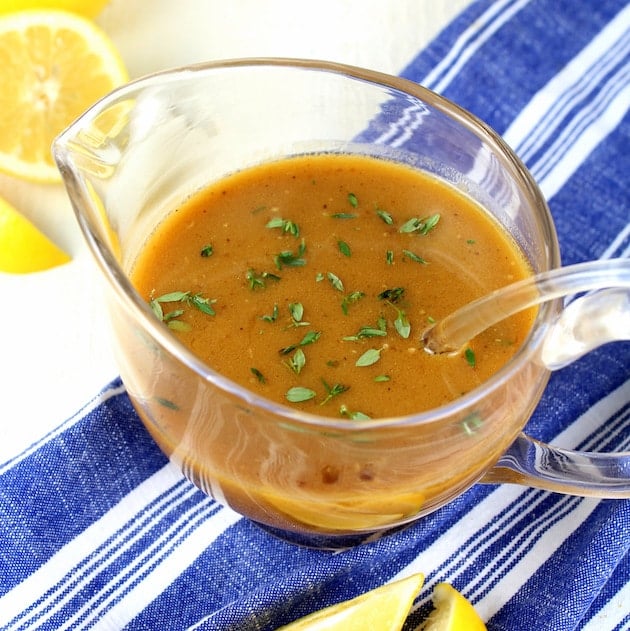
465 347 476 367
200 244 213 257
149 299 163 320
261 303 279 322
167 319 191 332
190 293 216 316
402 249 427 264
386 250 394 265
399 213 440 235
340 404 371 420
421 213 441 234
347 192 359 208
376 208 394 225
154 290 190 303
394 311 411 339
315 272 325 282
343 325 387 341
247 269 281 290
377 315 387 331
356 348 382 367
149 290 216 327
331 212 357 219
266 217 300 237
274 239 307 270
289 302 304 322
250 367 266 383
320 380 349 405
286 387 317 403
337 240 351 257
279 330 321 355
374 375 390 382
341 290 365 315
377 287 405 303
326 271 344 292
284 348 306 375
162 308 185 322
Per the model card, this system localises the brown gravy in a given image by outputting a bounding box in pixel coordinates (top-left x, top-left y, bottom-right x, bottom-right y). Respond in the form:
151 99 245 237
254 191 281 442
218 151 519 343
131 153 534 419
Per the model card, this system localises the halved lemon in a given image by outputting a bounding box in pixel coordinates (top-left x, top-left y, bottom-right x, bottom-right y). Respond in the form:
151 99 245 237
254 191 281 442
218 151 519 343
422 583 487 631
0 0 110 19
0 195 71 272
0 9 128 183
277 573 425 630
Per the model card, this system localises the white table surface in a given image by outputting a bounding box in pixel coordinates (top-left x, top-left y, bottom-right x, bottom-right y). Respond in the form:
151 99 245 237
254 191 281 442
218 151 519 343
0 0 470 463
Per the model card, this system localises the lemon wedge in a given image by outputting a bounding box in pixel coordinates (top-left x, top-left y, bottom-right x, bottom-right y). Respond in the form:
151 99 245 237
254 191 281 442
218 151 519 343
422 583 487 631
0 0 109 19
276 573 424 631
0 195 70 272
0 9 128 183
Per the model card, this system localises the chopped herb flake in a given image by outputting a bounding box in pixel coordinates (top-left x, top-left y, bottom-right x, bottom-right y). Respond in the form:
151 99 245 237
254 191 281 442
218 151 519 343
286 387 317 403
347 192 359 208
402 249 427 264
266 217 300 237
465 347 476 367
200 244 213 257
274 239 307 270
376 208 394 225
251 367 266 383
326 271 344 292
337 240 351 257
356 348 382 367
340 404 371 420
320 380 349 405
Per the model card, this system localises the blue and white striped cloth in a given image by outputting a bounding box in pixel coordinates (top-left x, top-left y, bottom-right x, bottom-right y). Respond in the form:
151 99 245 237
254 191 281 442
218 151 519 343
1 0 628 628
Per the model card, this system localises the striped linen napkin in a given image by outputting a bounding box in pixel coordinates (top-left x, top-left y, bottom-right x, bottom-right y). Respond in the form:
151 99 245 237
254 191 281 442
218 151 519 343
1 0 628 628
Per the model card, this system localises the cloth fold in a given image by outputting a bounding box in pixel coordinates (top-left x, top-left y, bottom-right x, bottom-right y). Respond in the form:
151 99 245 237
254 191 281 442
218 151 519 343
1 0 628 628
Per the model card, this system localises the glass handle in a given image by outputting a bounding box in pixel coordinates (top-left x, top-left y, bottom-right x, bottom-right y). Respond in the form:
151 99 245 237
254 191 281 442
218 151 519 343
482 433 630 497
540 287 630 369
484 283 630 497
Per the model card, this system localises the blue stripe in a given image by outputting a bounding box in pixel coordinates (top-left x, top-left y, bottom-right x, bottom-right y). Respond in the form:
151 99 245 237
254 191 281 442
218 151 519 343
0 378 168 593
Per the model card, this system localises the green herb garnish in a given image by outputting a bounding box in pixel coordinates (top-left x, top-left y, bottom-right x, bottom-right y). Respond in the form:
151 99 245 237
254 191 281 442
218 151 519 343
250 367 266 384
343 325 387 341
284 348 306 375
320 380 349 405
337 240 351 257
465 347 476 367
331 212 357 219
286 387 317 403
377 287 405 303
287 302 309 328
399 213 440 235
339 404 371 420
200 244 213 257
347 192 359 208
402 249 427 264
374 375 390 382
149 291 216 331
246 269 281 290
326 271 344 292
261 303 279 322
355 347 382 367
386 250 394 265
266 217 300 237
279 330 321 355
376 208 394 225
341 290 365 315
274 239 307 270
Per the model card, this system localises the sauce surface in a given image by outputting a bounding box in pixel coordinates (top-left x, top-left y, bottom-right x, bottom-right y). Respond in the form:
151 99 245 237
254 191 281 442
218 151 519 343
131 153 534 419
